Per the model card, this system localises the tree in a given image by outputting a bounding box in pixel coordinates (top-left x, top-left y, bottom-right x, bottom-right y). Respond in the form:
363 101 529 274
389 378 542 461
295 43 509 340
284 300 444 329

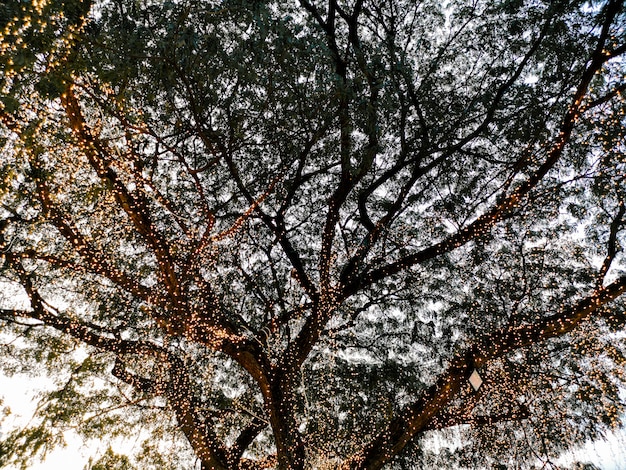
1 0 626 468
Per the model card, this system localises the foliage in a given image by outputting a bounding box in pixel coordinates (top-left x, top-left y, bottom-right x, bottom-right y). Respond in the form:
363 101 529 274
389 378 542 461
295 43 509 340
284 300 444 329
84 447 137 470
1 0 626 469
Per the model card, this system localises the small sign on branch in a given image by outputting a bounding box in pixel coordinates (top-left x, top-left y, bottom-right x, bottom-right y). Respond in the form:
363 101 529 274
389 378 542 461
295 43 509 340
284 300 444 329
469 369 483 392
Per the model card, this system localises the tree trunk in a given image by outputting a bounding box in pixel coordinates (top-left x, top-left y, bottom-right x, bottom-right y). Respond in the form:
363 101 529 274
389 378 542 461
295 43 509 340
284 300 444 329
265 373 306 470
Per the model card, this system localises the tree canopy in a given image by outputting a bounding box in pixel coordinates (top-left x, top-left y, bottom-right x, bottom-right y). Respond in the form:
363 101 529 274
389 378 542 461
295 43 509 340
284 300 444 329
1 0 626 468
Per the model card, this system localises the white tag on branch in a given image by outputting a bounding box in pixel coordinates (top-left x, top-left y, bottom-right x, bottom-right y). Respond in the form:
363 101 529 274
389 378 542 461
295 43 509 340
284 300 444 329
469 369 483 392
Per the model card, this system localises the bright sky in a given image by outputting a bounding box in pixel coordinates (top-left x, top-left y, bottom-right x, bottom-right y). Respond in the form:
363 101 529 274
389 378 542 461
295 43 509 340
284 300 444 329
0 373 132 470
1 374 91 470
558 431 626 469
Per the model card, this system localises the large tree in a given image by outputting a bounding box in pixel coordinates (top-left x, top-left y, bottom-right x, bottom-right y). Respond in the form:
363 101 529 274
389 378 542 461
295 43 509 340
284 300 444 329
1 0 626 468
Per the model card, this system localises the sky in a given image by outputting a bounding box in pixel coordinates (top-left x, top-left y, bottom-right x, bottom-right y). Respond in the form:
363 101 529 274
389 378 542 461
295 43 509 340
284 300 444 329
558 432 626 469
1 374 89 470
0 373 139 470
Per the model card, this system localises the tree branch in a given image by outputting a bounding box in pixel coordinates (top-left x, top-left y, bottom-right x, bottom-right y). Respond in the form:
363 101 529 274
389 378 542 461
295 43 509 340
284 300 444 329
3 258 166 359
112 358 162 394
597 200 625 287
351 0 624 295
61 87 183 307
344 274 626 470
23 170 152 301
228 416 267 465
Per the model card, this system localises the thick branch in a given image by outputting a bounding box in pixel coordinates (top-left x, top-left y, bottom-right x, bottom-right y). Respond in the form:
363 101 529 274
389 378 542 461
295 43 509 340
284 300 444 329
60 88 247 346
228 417 267 465
476 275 626 363
61 88 182 304
112 359 162 394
